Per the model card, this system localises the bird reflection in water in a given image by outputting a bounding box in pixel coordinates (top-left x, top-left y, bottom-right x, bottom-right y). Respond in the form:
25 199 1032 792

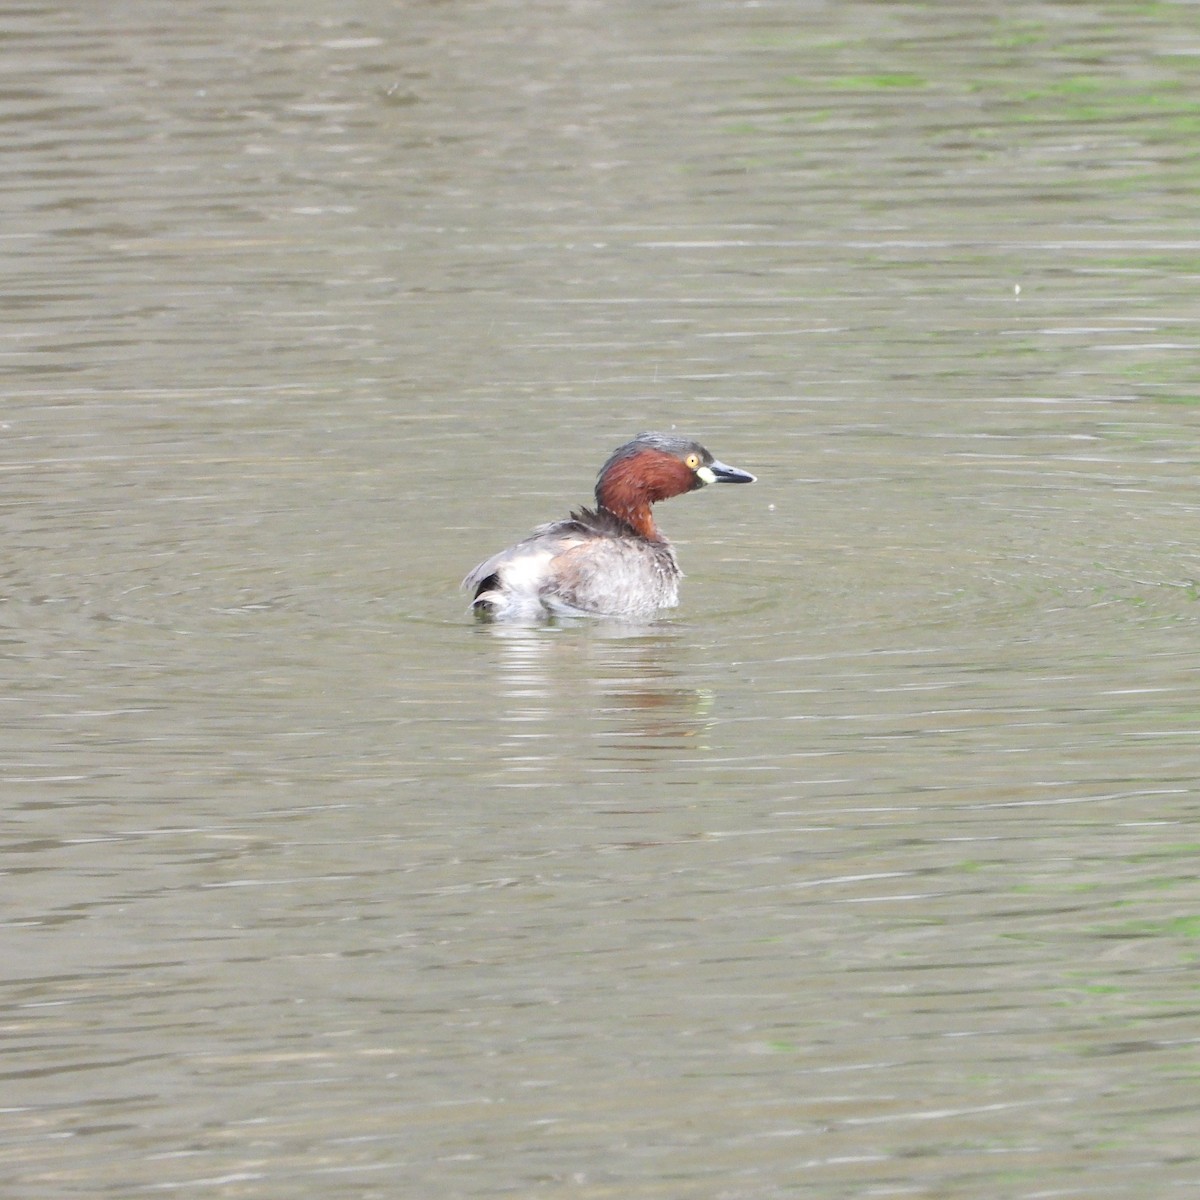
475 622 717 780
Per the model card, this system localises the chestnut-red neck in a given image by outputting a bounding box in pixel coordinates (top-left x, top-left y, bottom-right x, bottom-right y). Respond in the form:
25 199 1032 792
596 450 694 542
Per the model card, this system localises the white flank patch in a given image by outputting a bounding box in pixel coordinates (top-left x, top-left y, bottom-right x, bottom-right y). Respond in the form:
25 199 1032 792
501 548 555 594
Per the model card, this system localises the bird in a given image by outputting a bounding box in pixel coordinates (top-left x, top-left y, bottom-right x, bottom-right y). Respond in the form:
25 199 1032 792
463 431 755 620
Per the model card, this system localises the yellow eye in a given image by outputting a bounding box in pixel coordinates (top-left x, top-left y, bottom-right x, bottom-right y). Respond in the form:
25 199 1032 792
685 453 701 469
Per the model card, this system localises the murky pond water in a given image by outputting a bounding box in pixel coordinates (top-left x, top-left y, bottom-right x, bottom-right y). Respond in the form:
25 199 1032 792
3 2 1199 1196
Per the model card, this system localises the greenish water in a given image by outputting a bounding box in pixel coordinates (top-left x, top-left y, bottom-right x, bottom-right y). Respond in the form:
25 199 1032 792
2 2 1199 1197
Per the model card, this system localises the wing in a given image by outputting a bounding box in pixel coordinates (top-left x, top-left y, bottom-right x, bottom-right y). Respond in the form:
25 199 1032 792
462 520 589 602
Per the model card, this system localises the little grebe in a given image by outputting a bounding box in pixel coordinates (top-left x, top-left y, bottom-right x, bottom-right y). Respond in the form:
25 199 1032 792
464 431 755 620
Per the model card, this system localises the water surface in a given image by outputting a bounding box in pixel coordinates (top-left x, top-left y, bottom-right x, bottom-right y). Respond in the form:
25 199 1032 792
3 2 1199 1197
